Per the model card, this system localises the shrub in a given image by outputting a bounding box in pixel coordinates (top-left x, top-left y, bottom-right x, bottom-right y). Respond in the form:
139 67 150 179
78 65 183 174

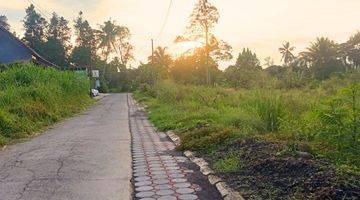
0 64 93 143
178 126 232 151
214 152 240 173
136 80 359 170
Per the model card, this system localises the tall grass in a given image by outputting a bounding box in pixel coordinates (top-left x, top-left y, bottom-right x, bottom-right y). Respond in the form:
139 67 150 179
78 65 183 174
135 80 359 172
0 63 93 145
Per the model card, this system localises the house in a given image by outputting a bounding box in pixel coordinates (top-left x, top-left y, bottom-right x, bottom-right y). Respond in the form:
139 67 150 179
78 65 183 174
0 25 57 68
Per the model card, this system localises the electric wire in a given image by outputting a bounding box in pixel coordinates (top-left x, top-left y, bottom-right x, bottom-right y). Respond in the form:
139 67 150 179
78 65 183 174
156 0 174 42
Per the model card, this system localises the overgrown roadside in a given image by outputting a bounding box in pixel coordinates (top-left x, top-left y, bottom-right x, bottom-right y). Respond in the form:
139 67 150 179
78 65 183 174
134 80 360 200
0 63 94 146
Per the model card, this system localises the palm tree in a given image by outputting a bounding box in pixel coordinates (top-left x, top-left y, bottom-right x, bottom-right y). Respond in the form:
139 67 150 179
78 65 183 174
304 37 343 79
306 37 339 65
98 20 121 62
148 47 173 78
344 31 360 69
98 20 122 78
279 42 295 66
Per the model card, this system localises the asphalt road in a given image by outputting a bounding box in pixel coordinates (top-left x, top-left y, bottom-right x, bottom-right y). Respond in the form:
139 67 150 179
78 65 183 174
0 94 132 200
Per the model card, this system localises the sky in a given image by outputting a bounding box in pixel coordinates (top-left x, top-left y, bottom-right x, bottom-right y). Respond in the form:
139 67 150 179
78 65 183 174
1 0 359 69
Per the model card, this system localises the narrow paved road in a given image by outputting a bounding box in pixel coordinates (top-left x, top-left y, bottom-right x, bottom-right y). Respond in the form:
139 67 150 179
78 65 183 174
0 94 221 200
0 94 132 200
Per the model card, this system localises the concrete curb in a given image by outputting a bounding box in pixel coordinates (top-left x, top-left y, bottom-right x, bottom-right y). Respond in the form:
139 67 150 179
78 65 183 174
166 130 245 200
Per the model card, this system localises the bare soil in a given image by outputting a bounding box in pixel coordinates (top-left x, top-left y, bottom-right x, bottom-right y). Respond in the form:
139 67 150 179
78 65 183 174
201 138 360 200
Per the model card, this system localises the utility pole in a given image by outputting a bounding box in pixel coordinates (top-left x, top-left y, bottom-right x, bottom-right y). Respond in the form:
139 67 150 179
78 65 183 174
204 0 210 86
89 59 93 97
151 39 154 64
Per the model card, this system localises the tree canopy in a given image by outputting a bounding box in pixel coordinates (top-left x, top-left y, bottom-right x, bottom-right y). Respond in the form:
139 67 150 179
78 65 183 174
0 15 10 30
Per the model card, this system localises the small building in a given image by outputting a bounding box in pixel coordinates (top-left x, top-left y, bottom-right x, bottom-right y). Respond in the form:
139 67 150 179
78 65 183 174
0 26 57 68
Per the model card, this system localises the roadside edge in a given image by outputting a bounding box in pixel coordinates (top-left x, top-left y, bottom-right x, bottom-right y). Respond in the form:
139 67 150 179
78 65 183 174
166 130 245 200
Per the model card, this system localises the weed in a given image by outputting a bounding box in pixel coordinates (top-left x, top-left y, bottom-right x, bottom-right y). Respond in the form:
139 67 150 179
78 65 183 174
214 152 240 173
135 80 360 172
0 64 93 144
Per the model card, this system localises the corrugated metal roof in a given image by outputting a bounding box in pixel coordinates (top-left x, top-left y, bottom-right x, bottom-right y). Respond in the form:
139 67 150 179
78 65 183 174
0 26 58 68
0 27 32 64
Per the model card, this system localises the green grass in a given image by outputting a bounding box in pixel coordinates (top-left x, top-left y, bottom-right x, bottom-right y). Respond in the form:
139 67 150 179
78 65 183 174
214 152 240 173
134 79 360 173
0 63 94 145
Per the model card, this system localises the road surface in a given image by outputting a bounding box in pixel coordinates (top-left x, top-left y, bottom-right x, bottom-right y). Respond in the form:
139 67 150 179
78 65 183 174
0 94 132 200
0 94 221 200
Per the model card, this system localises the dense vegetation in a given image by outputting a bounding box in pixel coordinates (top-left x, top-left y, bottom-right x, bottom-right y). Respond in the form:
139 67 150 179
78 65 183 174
0 64 93 146
135 76 359 199
1 0 359 198
1 6 135 92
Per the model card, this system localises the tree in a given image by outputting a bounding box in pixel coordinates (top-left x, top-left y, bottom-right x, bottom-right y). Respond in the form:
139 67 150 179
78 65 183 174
70 46 92 67
23 4 47 50
235 48 261 70
0 15 10 30
115 26 134 66
98 19 134 78
40 13 72 68
344 31 360 69
178 0 232 85
304 37 344 79
73 12 97 52
71 12 98 67
105 57 131 91
224 48 264 88
264 57 274 68
98 19 121 62
148 47 172 78
48 13 71 53
279 42 295 66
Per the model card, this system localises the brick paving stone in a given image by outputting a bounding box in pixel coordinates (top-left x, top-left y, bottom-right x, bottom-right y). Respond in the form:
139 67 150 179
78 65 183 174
158 196 177 200
174 183 192 188
135 181 152 187
134 172 149 177
172 178 187 183
153 179 170 185
156 189 175 196
179 194 198 200
169 173 185 178
135 186 154 192
135 176 151 182
154 184 172 190
129 96 220 200
176 188 195 194
151 171 166 175
153 174 168 179
135 191 155 198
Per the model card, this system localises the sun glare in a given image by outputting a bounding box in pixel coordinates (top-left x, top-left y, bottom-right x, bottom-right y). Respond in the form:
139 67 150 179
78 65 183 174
173 41 203 56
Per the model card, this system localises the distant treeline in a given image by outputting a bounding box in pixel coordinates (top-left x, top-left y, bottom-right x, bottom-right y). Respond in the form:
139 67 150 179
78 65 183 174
0 2 359 91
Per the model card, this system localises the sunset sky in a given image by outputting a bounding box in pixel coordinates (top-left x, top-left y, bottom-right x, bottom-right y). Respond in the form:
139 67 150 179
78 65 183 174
1 0 359 69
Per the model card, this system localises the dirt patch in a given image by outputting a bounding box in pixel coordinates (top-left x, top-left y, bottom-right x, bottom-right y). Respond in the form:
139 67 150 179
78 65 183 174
201 138 360 200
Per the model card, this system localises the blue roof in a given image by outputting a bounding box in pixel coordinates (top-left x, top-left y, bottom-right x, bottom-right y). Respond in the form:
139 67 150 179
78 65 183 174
0 26 57 68
0 27 32 64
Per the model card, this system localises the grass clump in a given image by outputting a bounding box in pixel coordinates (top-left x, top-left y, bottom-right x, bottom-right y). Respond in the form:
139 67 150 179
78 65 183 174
135 80 360 173
177 126 232 152
214 152 240 173
0 63 93 144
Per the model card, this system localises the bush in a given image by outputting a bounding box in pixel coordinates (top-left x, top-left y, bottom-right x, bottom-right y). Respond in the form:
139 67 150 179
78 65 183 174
135 79 360 171
178 126 232 151
0 64 93 143
214 152 240 172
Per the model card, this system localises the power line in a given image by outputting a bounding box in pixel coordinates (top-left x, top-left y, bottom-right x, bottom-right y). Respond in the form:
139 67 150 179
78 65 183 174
26 0 52 20
156 0 174 41
30 0 52 17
